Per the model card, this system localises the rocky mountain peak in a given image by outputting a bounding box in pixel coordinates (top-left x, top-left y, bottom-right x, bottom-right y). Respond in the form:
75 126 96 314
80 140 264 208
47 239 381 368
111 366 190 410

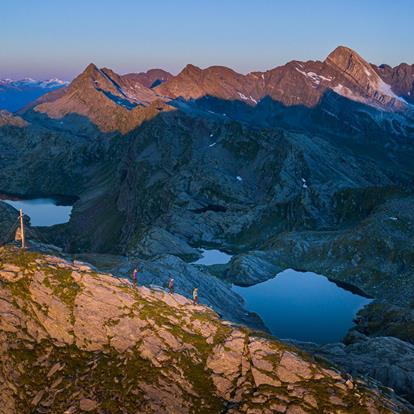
325 46 363 66
181 63 203 76
70 63 114 91
325 45 379 83
83 62 100 74
30 61 164 133
325 46 408 109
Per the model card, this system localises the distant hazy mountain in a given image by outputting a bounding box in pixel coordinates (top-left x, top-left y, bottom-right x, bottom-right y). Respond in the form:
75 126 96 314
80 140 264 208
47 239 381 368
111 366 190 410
0 78 68 112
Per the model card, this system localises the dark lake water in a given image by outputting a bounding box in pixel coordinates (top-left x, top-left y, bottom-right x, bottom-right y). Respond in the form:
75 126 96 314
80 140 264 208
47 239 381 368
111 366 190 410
2 197 73 226
233 269 372 344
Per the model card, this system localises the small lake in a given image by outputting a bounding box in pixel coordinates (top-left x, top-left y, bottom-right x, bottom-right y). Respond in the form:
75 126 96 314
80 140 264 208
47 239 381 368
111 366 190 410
233 269 372 344
1 196 73 226
193 249 233 265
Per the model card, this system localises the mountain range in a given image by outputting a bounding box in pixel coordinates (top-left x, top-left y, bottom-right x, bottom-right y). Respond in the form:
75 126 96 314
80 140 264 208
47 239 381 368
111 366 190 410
1 45 414 410
18 46 413 134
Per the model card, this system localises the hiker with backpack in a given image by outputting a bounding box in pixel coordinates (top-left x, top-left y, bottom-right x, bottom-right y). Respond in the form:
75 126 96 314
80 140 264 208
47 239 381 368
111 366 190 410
192 287 199 305
168 277 174 294
131 268 138 287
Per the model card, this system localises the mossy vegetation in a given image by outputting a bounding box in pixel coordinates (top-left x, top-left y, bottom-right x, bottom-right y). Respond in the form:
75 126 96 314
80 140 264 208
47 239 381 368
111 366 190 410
44 268 81 310
8 339 164 414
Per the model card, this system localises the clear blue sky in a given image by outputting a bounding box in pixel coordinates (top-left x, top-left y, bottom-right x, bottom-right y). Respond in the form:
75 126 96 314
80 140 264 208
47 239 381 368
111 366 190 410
1 0 413 80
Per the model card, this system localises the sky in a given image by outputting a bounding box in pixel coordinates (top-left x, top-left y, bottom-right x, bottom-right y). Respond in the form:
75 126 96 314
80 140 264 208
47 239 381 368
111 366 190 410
1 0 413 80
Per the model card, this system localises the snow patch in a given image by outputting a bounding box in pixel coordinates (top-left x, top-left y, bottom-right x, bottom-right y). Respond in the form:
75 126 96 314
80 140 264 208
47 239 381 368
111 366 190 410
376 78 408 103
295 68 332 84
208 142 216 148
301 178 308 188
237 92 257 104
363 67 372 77
318 74 332 82
0 78 68 88
236 176 243 181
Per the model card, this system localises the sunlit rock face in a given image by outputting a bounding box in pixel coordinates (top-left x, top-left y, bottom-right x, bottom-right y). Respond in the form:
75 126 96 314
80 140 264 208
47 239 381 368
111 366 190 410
0 246 411 414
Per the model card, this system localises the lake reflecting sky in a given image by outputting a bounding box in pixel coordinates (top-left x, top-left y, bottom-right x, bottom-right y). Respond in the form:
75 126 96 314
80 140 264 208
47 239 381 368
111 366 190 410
233 269 371 344
3 198 72 227
193 249 232 265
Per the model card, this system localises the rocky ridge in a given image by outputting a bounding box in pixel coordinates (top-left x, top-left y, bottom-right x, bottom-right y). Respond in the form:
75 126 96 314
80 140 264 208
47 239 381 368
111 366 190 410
291 333 414 405
0 246 412 413
28 46 414 134
122 69 173 89
32 64 172 133
156 46 412 112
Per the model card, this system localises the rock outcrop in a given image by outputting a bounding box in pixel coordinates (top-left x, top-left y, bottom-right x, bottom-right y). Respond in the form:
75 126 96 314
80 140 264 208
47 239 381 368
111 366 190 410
0 246 411 413
0 110 27 127
352 301 414 344
373 63 414 104
122 69 173 89
292 333 414 405
0 201 20 244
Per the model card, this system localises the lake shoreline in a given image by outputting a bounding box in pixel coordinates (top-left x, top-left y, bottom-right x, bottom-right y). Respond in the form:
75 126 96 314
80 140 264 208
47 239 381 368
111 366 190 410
0 191 78 206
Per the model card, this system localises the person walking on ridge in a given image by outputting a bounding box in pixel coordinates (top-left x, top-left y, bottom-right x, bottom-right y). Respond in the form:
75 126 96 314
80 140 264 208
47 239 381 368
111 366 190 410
131 268 138 287
192 287 199 305
168 277 174 294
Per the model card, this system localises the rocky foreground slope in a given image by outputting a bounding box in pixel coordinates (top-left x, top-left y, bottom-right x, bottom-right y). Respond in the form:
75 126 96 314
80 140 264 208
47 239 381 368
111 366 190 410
0 246 411 414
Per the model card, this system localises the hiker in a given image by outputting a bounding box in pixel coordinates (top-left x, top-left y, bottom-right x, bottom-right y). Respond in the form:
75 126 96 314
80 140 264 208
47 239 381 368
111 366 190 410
168 277 174 294
131 268 138 287
192 287 199 305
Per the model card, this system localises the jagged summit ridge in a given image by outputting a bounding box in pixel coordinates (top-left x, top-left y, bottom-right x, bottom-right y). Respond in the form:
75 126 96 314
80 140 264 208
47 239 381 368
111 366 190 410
22 45 414 133
32 62 169 133
155 45 411 111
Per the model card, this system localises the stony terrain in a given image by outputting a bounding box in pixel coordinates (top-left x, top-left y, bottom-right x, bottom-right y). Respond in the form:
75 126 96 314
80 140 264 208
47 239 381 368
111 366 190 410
291 332 414 405
0 246 412 414
352 301 414 344
0 202 19 243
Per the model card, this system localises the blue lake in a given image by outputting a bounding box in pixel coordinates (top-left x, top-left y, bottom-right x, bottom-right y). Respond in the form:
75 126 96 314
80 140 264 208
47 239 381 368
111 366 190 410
233 269 372 344
2 197 73 226
193 249 232 265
